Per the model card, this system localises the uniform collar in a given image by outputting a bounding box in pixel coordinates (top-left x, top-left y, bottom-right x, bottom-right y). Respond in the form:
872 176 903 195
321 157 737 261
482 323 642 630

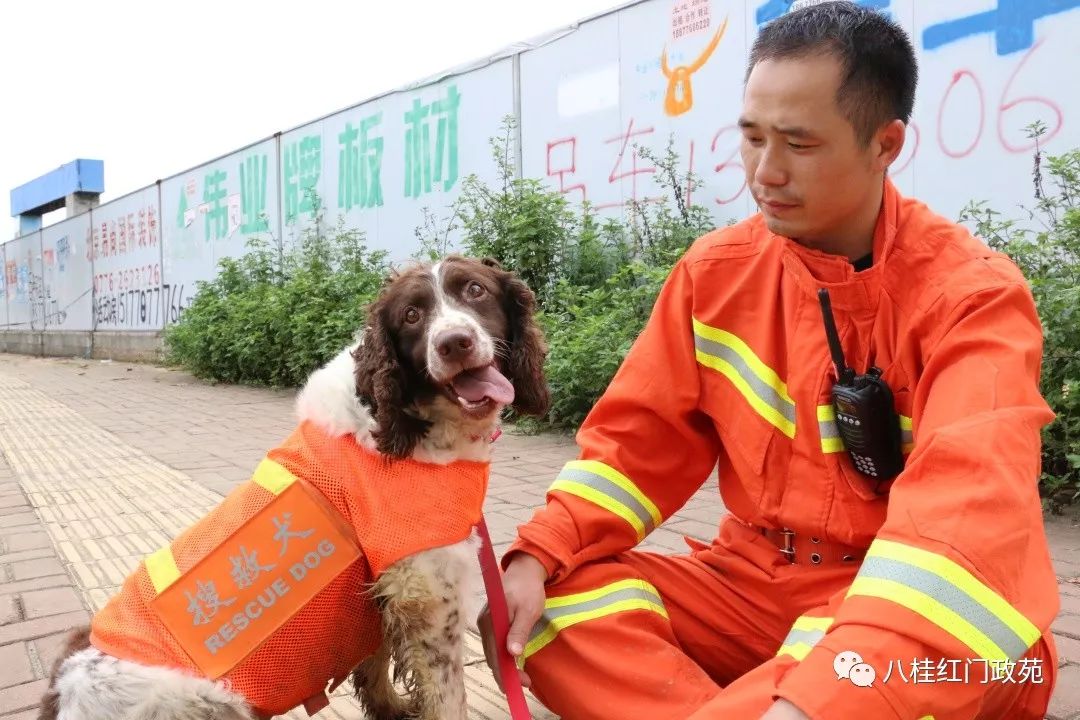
776 177 899 313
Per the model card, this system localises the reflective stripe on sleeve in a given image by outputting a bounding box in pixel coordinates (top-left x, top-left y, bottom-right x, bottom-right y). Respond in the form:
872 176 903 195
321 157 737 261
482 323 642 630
549 460 663 540
846 539 1041 662
693 318 796 438
776 614 834 661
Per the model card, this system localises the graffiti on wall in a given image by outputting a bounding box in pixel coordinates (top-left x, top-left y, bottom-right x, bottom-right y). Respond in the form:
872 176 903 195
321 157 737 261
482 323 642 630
176 154 267 242
92 264 177 329
88 190 169 330
159 72 499 322
546 115 748 209
922 0 1080 56
33 254 66 328
38 217 95 332
754 0 1080 54
6 261 22 303
405 84 462 198
338 113 384 212
281 96 466 222
283 135 322 222
662 15 728 117
528 0 1080 226
160 136 280 324
88 206 158 260
282 82 465 229
4 247 64 329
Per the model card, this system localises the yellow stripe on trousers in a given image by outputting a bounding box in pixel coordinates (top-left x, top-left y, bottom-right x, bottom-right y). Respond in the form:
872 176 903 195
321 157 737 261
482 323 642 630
522 579 668 662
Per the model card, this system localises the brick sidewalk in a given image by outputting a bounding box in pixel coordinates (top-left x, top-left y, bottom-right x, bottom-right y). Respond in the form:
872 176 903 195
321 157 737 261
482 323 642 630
0 353 1077 719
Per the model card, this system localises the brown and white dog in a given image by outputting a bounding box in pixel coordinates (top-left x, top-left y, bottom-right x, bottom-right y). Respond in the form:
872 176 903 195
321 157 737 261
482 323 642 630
39 254 549 720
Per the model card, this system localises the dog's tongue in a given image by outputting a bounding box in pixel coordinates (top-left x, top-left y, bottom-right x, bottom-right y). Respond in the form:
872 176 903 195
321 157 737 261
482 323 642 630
451 365 515 404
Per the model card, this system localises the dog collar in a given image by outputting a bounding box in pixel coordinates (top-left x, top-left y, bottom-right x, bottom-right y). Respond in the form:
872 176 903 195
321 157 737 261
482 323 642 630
469 427 502 443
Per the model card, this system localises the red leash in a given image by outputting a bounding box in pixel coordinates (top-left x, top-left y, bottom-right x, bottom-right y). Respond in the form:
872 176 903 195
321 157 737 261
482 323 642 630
477 514 533 720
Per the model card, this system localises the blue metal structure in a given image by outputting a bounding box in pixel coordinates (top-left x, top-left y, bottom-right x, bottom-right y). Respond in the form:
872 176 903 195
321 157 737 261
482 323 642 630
10 159 104 234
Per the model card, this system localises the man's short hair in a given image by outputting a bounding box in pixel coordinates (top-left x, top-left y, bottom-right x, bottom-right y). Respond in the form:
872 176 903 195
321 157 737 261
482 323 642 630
747 1 918 146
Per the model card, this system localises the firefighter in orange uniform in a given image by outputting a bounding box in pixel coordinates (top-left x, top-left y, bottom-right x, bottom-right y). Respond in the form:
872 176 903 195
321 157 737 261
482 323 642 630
478 3 1060 719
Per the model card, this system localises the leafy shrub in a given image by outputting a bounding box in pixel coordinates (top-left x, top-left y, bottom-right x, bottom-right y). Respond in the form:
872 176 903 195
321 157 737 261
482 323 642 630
532 144 715 427
423 116 626 311
163 217 389 386
959 122 1080 511
537 261 674 428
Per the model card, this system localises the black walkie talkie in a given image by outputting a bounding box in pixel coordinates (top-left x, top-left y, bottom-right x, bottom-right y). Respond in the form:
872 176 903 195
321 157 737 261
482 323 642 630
817 288 905 489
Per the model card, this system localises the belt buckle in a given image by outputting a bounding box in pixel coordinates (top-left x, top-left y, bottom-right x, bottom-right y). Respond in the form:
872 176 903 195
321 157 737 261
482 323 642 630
779 528 795 563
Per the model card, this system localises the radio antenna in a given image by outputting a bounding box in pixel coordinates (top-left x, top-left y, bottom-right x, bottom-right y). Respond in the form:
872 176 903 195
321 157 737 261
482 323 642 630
818 288 855 386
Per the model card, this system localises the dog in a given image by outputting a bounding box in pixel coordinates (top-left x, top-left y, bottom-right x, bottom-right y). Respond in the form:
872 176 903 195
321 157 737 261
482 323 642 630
39 254 549 720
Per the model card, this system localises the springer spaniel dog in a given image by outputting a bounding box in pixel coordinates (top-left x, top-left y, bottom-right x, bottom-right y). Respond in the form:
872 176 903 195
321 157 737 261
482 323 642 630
39 254 549 720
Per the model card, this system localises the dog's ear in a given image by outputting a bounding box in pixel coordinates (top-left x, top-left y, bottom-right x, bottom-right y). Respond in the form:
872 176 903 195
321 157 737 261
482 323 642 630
500 271 550 418
481 256 503 270
352 302 431 459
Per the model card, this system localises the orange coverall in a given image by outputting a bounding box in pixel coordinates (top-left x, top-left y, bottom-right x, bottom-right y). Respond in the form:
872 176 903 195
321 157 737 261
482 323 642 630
506 178 1059 719
91 420 489 717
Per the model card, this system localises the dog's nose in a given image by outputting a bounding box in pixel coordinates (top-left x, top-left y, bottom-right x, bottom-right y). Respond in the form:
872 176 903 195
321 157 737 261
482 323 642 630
435 329 475 362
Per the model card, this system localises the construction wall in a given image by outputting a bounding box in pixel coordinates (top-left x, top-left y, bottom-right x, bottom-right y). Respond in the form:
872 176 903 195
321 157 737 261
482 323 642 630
3 0 1078 360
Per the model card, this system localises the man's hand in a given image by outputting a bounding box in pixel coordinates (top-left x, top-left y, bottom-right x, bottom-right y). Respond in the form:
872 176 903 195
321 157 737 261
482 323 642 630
477 552 549 691
760 699 811 719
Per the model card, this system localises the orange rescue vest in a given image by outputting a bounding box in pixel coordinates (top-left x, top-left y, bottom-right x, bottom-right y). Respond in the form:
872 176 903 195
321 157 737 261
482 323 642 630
90 420 490 717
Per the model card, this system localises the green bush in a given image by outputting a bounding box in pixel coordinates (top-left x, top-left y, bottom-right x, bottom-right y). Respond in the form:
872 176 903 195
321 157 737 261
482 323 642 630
537 261 673 428
959 122 1080 512
163 216 390 386
418 116 631 311
532 143 716 427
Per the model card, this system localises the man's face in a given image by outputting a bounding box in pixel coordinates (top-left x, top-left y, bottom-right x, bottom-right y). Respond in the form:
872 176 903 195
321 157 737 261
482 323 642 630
739 53 882 248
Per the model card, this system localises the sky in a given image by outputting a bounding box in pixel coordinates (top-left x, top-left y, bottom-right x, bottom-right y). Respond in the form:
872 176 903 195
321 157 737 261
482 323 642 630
0 0 623 237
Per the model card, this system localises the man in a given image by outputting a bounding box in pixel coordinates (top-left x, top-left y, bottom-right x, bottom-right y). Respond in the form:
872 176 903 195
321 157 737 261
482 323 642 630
479 2 1060 719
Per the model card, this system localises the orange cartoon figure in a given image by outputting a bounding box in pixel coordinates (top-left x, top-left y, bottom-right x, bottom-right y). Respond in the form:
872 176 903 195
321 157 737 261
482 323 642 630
661 15 729 117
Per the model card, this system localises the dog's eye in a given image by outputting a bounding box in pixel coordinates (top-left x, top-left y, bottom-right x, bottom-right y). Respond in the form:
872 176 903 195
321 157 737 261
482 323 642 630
403 307 421 324
466 282 486 299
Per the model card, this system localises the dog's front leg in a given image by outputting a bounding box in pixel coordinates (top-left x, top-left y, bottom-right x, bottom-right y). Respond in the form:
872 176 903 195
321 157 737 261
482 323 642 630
402 586 468 720
372 557 468 720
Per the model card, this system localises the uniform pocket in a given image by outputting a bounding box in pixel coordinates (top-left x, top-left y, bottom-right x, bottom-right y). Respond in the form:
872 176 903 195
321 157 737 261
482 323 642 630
701 373 777 507
823 364 912 501
692 319 793 508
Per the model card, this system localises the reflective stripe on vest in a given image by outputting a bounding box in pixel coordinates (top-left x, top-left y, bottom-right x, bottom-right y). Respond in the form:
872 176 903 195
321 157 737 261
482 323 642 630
522 579 668 662
900 415 914 453
776 614 834 661
252 458 298 495
145 545 181 593
549 460 662 541
846 539 1041 662
817 405 844 453
692 318 796 438
144 458 296 594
